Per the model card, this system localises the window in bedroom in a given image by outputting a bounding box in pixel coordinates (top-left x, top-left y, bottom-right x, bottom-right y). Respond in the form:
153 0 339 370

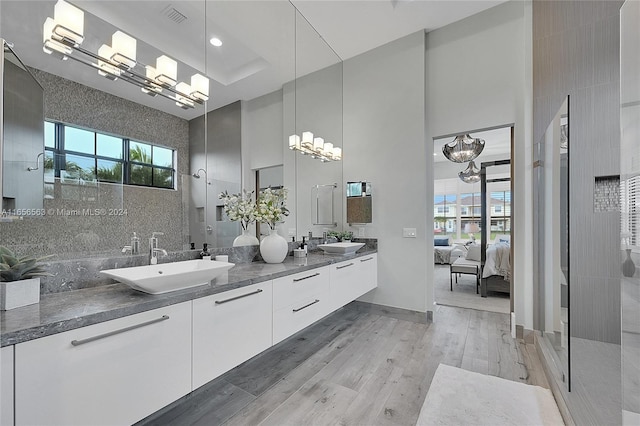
461 192 481 236
490 191 511 240
434 194 456 236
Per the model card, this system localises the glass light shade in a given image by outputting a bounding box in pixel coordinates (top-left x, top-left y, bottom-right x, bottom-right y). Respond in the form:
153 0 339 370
43 18 72 56
442 134 485 163
289 134 301 150
323 142 333 156
190 74 209 102
458 160 481 184
175 82 194 108
155 55 177 87
141 66 162 95
332 146 342 160
111 31 136 69
97 44 120 79
314 137 324 152
301 131 314 148
53 0 84 45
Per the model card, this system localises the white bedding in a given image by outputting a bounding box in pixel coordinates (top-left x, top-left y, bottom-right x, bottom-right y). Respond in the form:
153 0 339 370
483 242 511 280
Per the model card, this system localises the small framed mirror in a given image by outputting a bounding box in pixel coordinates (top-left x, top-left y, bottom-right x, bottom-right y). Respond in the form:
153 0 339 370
347 181 372 224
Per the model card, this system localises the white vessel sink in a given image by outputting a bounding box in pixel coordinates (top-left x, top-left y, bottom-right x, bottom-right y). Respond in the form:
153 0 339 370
101 260 234 294
317 242 365 255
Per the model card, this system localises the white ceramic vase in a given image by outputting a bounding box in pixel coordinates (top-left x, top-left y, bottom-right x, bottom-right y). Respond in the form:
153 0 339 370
0 277 40 311
233 229 260 247
260 228 288 263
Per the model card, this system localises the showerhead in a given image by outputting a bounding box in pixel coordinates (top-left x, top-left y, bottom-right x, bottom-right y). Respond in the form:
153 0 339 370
192 168 207 179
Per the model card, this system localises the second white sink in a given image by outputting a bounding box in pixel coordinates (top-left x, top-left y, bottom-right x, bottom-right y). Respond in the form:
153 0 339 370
317 242 365 255
101 259 234 294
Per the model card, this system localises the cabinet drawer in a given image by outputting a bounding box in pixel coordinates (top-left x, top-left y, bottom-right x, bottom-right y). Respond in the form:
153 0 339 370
273 292 329 344
272 266 329 310
330 255 378 310
193 282 273 389
15 302 192 426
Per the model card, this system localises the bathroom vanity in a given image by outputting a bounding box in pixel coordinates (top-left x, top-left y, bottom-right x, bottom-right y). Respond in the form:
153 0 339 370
0 250 377 426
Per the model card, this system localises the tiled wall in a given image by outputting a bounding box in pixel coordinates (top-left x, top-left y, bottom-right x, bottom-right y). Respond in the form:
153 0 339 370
594 176 620 213
0 69 190 258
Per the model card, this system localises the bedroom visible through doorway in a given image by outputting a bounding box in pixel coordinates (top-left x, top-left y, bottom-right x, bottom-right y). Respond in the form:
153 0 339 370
432 126 513 314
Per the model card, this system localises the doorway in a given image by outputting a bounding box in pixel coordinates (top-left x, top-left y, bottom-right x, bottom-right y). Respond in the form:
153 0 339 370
432 125 514 314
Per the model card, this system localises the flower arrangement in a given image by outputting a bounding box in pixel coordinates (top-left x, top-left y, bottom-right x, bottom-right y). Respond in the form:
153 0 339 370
218 189 257 231
255 187 289 230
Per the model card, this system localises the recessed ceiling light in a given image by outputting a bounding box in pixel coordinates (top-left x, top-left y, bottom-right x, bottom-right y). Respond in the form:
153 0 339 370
209 37 222 47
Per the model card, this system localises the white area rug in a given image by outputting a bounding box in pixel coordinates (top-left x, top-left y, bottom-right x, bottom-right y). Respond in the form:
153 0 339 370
434 264 510 314
417 364 564 426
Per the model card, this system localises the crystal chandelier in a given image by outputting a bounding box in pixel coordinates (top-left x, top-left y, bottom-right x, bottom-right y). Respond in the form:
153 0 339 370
458 160 481 184
442 134 485 163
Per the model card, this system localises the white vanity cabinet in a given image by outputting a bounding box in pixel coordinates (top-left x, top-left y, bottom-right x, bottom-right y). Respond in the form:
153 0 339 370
330 254 378 310
14 301 192 426
1 345 14 426
272 266 331 344
192 282 273 389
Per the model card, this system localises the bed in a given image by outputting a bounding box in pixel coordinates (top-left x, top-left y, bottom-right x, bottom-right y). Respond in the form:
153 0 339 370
480 234 511 297
434 236 465 265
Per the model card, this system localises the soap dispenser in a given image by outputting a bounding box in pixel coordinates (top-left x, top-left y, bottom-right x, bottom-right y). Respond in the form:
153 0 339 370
131 232 140 254
200 243 211 260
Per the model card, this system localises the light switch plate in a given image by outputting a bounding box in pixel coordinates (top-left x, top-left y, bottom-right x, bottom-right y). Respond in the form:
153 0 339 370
403 228 417 238
358 227 365 237
288 228 296 237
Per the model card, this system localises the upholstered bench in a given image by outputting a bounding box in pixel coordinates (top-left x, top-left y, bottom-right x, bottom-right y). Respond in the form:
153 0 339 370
449 257 481 293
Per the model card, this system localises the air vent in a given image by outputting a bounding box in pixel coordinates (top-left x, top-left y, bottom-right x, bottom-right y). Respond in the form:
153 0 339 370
161 5 187 24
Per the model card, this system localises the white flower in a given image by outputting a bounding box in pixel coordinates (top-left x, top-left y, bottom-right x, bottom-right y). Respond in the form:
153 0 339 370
218 189 257 230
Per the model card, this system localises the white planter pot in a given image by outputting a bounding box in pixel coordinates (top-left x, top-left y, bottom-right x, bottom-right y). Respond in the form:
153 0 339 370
0 277 41 310
260 229 288 264
233 229 260 247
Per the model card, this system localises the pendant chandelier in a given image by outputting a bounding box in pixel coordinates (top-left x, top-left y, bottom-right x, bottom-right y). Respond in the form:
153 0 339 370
458 160 481 184
442 134 485 163
42 0 209 110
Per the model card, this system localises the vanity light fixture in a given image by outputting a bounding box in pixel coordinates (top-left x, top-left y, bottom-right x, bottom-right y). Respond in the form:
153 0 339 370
289 133 342 162
458 160 481 184
442 134 485 163
42 0 209 109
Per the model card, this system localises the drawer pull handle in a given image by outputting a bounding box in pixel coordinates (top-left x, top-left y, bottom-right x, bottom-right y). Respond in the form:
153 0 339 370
293 272 320 282
336 263 354 269
360 257 374 262
293 299 320 312
71 315 170 346
215 288 263 305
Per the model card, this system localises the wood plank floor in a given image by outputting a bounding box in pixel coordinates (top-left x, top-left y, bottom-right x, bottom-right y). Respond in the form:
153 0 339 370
138 303 550 426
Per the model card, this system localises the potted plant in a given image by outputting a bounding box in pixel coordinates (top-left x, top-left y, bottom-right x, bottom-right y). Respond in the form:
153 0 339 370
328 231 354 242
0 246 52 310
254 187 290 263
219 189 259 246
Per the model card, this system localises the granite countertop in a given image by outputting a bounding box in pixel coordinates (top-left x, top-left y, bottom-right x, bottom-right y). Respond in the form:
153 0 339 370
0 249 377 347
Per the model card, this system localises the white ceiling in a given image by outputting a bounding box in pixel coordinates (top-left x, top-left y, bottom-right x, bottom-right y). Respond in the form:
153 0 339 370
0 0 506 120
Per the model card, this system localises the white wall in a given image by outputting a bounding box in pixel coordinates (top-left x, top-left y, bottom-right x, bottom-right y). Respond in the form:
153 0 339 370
343 31 429 312
425 1 532 327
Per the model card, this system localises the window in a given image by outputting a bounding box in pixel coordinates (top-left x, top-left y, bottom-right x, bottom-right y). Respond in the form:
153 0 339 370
495 205 502 213
490 191 511 240
434 194 456 236
461 192 482 236
44 121 175 189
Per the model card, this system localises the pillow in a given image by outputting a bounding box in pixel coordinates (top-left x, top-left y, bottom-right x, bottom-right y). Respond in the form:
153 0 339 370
494 234 510 245
434 236 450 246
466 245 481 261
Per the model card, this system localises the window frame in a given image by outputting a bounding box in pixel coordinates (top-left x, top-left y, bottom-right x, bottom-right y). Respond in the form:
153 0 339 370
44 121 176 190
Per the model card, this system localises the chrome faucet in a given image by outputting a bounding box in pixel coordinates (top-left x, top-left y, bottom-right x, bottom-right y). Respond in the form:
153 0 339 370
149 232 167 265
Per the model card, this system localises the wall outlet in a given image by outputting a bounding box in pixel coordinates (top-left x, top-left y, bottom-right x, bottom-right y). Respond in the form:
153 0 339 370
358 227 365 237
403 228 417 238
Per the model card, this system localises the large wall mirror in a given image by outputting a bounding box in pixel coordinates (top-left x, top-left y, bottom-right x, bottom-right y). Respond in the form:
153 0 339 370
535 96 570 389
283 9 343 241
0 0 307 258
